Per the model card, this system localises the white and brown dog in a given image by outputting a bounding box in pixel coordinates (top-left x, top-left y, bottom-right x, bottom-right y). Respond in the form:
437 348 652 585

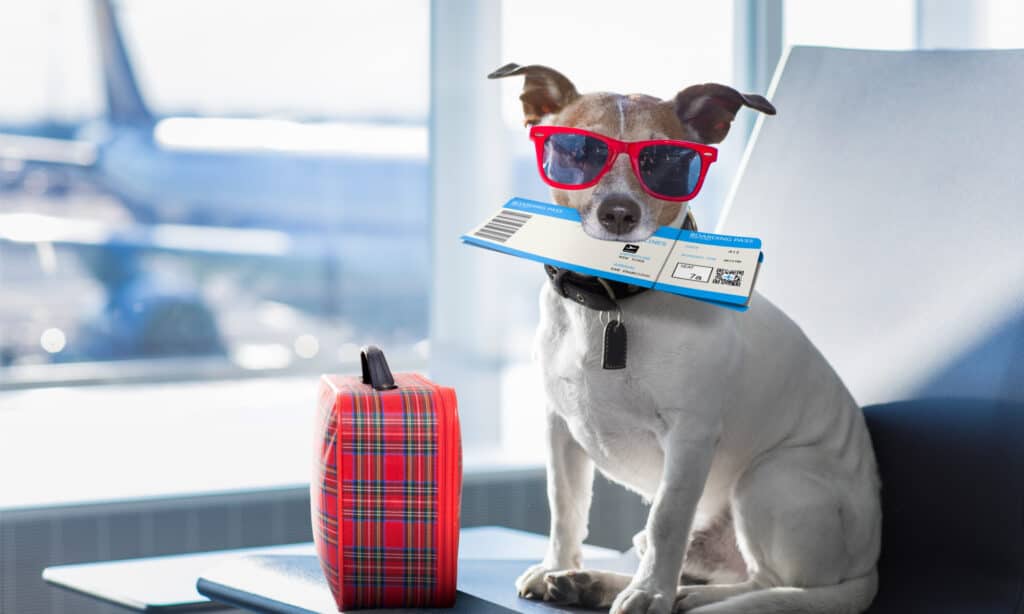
488 63 881 614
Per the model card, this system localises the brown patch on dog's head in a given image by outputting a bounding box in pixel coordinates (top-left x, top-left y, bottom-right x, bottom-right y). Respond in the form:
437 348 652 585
490 64 774 240
487 63 580 126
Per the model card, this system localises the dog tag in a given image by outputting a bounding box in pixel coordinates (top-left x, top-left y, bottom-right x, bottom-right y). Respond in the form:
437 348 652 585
602 320 627 370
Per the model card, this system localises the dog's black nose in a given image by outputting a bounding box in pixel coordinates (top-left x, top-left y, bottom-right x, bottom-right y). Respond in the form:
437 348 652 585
596 196 642 235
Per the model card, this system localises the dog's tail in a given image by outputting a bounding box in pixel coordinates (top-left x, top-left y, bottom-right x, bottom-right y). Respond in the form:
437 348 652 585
688 570 877 614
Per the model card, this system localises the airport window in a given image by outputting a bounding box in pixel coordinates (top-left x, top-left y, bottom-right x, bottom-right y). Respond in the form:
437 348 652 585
0 0 430 388
784 0 916 50
978 0 1024 47
119 1 428 119
0 0 986 503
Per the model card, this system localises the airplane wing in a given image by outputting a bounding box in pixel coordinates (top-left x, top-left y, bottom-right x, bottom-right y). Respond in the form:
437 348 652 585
0 133 98 168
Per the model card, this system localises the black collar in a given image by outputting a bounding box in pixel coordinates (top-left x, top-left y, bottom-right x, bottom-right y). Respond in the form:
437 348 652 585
544 264 647 311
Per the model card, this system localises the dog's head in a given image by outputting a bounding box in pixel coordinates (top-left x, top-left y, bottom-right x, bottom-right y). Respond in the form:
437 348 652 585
489 63 775 241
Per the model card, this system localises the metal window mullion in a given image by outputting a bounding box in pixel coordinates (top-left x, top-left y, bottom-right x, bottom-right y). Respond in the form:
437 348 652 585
915 0 985 49
428 0 508 448
732 0 783 133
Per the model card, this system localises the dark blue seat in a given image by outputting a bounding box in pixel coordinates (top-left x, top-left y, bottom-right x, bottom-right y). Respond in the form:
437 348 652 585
864 399 1024 613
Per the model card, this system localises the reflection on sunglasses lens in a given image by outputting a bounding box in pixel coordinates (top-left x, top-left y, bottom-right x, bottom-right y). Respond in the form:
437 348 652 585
543 134 609 185
638 145 700 197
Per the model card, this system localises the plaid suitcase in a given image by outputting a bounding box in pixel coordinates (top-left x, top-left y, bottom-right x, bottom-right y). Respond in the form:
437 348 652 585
312 346 461 610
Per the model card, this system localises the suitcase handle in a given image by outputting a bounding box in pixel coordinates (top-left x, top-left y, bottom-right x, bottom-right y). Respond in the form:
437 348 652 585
360 345 398 390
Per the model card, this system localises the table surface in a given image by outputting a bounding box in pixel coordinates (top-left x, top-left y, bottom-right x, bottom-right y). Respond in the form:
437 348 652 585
197 555 639 614
43 526 627 612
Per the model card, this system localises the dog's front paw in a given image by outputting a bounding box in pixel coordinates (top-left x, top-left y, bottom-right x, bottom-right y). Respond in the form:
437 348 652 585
543 569 613 607
610 584 673 614
515 563 563 601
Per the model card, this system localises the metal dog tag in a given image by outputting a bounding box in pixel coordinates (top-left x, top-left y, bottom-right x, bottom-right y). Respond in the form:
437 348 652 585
602 320 627 370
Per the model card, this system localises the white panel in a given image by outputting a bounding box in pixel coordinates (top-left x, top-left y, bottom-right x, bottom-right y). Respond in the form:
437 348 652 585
429 1 508 446
721 46 1024 405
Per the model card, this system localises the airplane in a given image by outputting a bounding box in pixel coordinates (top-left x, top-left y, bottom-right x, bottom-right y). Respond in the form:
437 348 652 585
0 0 438 369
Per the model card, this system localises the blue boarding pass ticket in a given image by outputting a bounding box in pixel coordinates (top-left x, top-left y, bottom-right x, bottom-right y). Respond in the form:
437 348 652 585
461 197 763 311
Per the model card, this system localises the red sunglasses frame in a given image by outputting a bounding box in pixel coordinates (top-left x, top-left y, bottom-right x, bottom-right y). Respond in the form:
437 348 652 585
528 125 718 202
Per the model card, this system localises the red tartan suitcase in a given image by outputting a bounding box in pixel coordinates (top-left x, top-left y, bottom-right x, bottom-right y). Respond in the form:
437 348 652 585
312 346 461 610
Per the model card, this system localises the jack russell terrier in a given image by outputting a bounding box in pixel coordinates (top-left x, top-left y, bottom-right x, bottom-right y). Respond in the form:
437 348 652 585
488 63 881 614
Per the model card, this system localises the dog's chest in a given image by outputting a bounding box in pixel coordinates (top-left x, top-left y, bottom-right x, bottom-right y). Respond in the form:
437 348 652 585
536 285 666 495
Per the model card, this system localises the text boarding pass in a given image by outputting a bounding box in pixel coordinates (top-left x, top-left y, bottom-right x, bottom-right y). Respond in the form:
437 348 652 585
462 198 763 310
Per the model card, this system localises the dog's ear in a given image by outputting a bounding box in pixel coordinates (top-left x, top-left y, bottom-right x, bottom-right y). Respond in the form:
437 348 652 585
488 63 580 126
673 84 776 144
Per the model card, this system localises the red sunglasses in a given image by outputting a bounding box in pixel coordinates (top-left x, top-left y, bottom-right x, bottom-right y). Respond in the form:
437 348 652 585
529 125 718 202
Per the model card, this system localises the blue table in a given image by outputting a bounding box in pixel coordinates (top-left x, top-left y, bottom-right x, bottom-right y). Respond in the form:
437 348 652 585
43 526 628 612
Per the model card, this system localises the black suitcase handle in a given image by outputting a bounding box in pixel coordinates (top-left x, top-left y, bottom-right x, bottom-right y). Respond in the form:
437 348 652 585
360 345 397 391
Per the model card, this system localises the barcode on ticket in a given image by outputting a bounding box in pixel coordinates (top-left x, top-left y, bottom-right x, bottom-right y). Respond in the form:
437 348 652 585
473 210 531 243
713 268 744 286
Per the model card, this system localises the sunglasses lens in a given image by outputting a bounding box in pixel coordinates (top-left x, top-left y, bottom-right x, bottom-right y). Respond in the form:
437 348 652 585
542 133 609 186
637 145 702 198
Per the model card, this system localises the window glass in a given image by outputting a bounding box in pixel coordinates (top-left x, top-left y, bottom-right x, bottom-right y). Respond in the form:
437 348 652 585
785 0 916 50
980 0 1024 48
501 1 735 128
0 0 102 122
0 0 430 386
119 0 428 119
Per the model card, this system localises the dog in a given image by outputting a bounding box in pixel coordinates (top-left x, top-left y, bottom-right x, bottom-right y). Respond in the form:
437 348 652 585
487 63 882 614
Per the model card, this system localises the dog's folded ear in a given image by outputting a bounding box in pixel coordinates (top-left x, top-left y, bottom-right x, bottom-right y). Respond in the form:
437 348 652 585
674 84 776 144
488 63 580 126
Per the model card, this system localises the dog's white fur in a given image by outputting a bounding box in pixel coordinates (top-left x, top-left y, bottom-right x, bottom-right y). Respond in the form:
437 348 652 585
524 287 881 614
494 65 882 614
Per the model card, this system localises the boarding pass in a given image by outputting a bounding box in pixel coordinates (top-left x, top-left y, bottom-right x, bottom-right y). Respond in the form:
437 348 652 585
461 197 763 311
